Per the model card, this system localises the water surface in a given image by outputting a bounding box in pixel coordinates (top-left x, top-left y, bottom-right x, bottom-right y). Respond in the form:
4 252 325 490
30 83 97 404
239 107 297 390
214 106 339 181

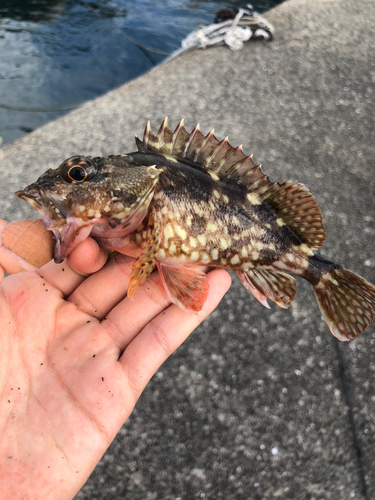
0 0 281 146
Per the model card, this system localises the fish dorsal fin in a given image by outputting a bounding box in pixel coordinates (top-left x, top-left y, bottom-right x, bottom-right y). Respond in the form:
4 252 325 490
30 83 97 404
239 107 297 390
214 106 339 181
136 119 326 249
258 180 326 249
136 118 265 185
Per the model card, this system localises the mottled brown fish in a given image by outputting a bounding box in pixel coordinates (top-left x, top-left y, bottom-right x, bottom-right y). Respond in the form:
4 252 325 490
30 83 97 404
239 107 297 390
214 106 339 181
16 119 375 341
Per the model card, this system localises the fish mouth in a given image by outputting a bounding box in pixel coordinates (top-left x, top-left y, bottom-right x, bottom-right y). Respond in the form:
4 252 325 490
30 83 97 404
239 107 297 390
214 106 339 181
51 224 93 264
16 185 68 227
16 186 46 213
16 184 90 263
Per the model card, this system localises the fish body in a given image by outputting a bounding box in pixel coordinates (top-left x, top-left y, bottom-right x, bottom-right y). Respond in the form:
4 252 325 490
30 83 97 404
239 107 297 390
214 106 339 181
16 119 375 341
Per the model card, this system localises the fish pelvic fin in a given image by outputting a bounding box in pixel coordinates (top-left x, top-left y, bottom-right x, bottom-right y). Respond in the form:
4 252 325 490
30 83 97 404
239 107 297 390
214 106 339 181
238 268 297 309
313 267 375 340
156 262 209 312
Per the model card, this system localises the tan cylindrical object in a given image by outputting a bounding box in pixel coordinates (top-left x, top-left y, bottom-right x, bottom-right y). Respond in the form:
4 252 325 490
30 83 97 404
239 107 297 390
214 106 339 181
1 220 54 267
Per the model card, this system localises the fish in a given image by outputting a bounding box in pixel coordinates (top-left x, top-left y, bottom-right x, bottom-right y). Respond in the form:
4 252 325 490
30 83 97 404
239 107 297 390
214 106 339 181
16 118 375 341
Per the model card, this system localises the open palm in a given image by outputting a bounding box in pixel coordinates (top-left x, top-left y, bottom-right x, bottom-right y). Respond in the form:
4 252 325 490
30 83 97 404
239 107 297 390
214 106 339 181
0 224 231 500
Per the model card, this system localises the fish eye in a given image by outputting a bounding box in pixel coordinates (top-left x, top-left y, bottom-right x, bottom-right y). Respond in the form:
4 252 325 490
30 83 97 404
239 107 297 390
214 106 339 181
67 165 88 183
60 156 96 184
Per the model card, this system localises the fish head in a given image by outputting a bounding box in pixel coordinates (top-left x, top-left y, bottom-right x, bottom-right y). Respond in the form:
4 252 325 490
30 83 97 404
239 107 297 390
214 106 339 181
16 155 162 263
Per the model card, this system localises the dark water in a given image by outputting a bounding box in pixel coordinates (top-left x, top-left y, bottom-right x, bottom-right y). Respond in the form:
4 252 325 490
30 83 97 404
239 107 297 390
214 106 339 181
0 0 281 146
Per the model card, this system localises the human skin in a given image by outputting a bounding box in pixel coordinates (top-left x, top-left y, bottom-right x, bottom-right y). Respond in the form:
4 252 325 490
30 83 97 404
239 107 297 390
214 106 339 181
0 219 231 499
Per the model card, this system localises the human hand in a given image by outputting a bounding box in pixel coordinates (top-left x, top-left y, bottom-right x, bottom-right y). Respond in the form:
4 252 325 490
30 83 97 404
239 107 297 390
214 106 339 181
0 219 108 280
0 219 231 500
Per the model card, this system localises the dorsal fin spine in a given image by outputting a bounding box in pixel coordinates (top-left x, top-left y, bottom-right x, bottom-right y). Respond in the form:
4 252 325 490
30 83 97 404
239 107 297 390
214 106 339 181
194 129 215 163
143 121 151 144
172 119 185 150
135 136 144 151
216 144 238 170
220 146 243 174
157 117 168 148
183 124 200 158
226 157 248 178
208 137 229 169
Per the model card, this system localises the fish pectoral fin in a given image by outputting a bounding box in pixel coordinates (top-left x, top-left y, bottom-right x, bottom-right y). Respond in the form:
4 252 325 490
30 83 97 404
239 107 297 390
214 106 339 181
157 263 209 312
127 245 158 299
127 208 159 300
237 268 297 309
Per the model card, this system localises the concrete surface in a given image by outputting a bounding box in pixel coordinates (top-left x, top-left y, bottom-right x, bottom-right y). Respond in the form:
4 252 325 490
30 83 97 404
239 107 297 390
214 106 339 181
0 0 374 498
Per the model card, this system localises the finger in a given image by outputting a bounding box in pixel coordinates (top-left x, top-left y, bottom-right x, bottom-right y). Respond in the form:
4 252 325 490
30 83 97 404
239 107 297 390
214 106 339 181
0 220 48 281
1 219 54 266
120 269 231 399
103 266 172 348
67 253 150 319
67 237 109 276
38 237 109 297
67 250 209 323
0 218 108 294
103 263 215 350
0 243 31 279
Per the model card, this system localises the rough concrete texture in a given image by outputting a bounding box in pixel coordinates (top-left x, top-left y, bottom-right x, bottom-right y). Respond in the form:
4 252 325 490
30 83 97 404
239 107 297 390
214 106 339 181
0 0 374 498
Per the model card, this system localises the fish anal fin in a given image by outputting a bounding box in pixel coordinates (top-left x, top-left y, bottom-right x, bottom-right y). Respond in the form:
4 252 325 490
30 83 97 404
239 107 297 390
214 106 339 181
157 262 209 312
238 268 297 309
237 271 270 309
260 181 326 249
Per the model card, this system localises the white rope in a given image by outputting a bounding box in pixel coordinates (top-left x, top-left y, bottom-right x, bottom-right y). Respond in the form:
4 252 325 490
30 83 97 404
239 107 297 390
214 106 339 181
159 7 274 67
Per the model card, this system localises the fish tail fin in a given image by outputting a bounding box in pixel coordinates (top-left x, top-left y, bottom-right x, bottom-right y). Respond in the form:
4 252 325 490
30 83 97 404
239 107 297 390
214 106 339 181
313 266 375 340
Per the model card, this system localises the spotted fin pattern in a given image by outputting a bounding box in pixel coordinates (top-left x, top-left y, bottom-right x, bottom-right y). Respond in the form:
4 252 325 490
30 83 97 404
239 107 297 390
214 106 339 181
314 267 375 340
127 207 160 300
136 118 326 249
258 181 326 250
238 268 297 309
